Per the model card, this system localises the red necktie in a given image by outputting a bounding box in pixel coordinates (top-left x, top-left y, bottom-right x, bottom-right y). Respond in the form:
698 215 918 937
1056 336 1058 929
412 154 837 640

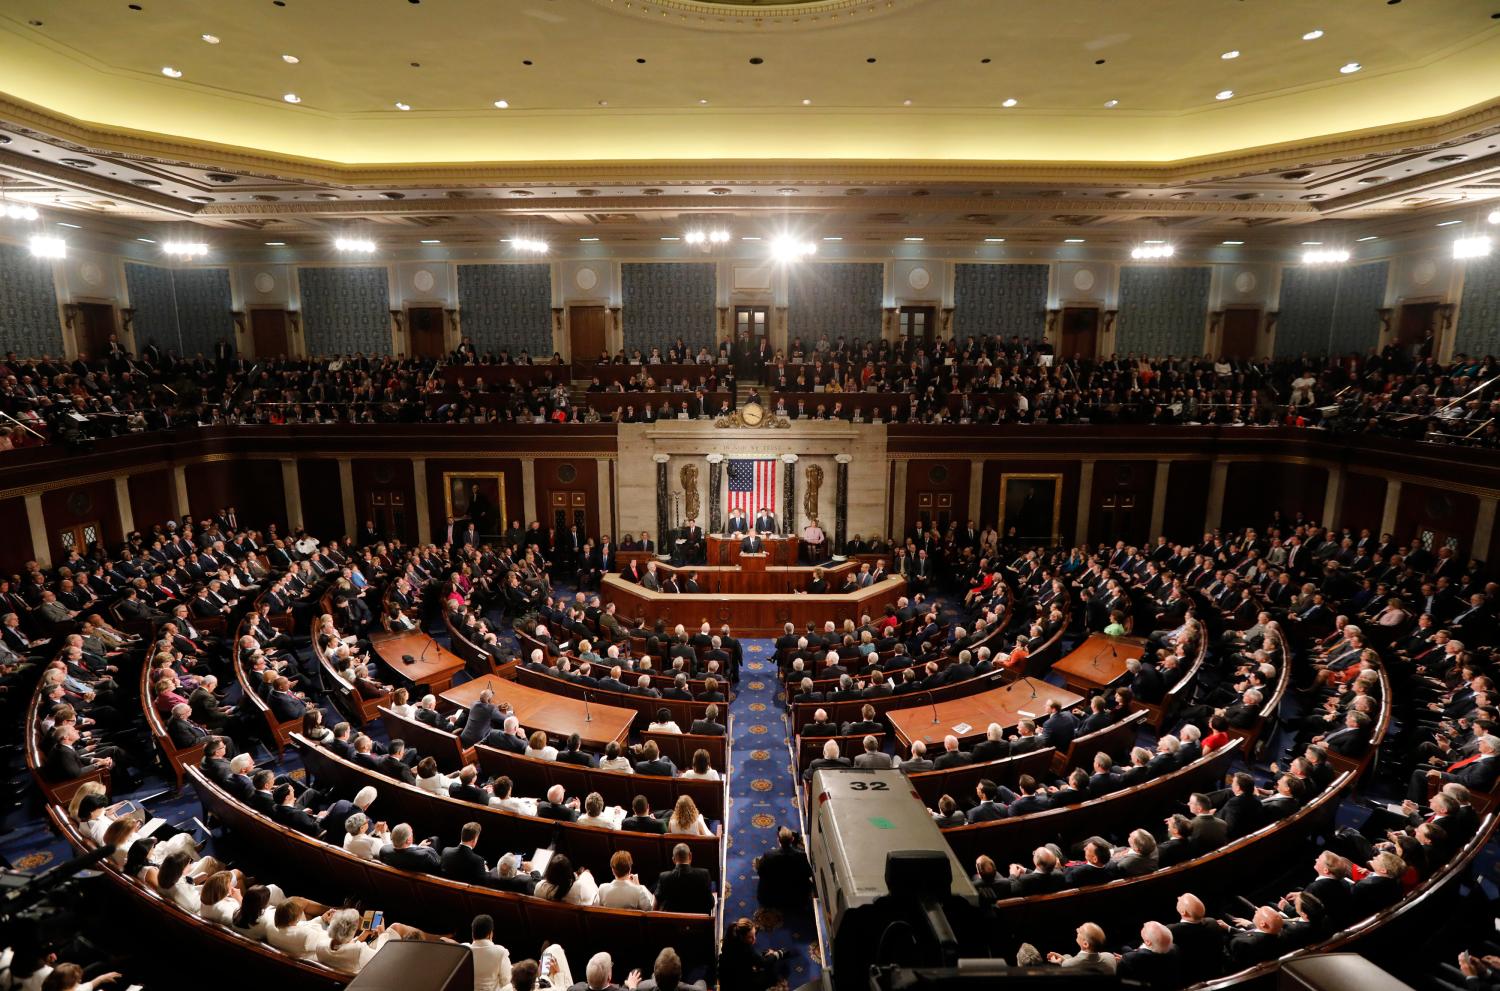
1447 753 1484 773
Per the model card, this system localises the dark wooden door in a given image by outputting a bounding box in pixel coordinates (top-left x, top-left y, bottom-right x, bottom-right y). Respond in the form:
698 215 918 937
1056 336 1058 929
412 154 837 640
734 306 770 352
569 305 606 362
1396 302 1439 351
367 490 410 542
1060 306 1099 360
547 491 589 537
75 303 116 361
1221 308 1260 359
250 309 289 358
899 306 937 347
407 306 447 359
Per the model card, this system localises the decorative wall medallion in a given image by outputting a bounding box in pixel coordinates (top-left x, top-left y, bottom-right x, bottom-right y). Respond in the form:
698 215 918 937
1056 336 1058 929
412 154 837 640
557 463 577 484
908 266 931 291
413 269 436 293
80 262 102 287
1073 268 1095 292
66 490 93 516
1234 271 1257 294
1413 259 1437 287
576 267 599 291
254 272 276 294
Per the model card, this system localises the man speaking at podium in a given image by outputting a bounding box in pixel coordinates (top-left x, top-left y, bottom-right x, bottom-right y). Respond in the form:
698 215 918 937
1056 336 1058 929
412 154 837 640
741 531 765 554
754 506 778 536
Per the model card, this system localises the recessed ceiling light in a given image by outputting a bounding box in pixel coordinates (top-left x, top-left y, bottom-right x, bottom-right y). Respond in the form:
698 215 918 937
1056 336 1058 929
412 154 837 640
1436 219 1462 227
1303 29 1324 40
57 222 82 229
264 241 286 245
660 236 680 241
823 236 843 241
394 102 411 111
494 100 509 108
578 236 599 242
801 98 812 105
749 57 763 65
597 100 608 107
1221 240 1244 245
1301 241 1323 245
201 33 220 44
1356 235 1379 242
1339 62 1362 74
161 66 183 78
283 93 301 103
1064 238 1086 243
420 239 440 244
282 54 299 64
903 236 924 242
1143 239 1165 244
902 99 913 106
740 236 761 241
984 237 1006 242
698 98 708 105
1103 99 1119 108
1215 90 1234 101
1001 98 1018 108
136 237 156 243
1221 50 1240 60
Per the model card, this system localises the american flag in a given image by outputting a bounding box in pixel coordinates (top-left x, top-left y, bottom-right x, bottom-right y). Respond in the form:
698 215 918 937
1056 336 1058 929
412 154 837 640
727 458 777 519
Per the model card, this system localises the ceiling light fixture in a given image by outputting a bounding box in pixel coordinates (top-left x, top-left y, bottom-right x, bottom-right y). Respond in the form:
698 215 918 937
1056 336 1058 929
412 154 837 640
684 231 730 244
770 236 817 262
1488 210 1500 224
578 237 599 242
201 34 220 44
660 236 680 242
1221 50 1240 59
1103 99 1119 108
801 98 812 105
902 99 913 106
1221 240 1245 245
282 54 299 63
1303 29 1324 40
162 241 209 257
264 241 286 246
740 236 761 241
29 235 65 259
1339 62 1362 74
1436 219 1463 227
2 203 40 221
394 102 411 110
334 237 376 252
1064 238 1086 243
1454 236 1492 260
984 237 1006 242
136 238 156 244
823 236 843 241
1301 241 1323 245
904 236 924 242
1215 90 1234 100
512 237 548 253
161 66 183 78
1303 248 1350 264
1356 235 1379 242
420 239 441 244
1001 98 1018 108
1131 244 1175 259
283 93 301 103
493 99 509 108
57 222 82 229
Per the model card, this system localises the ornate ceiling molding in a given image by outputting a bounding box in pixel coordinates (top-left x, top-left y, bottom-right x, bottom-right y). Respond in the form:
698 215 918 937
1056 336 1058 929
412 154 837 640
586 0 918 30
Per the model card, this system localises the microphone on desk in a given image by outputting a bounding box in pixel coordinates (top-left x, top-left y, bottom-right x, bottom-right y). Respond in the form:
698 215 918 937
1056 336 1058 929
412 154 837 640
414 637 433 667
583 689 593 723
926 688 940 725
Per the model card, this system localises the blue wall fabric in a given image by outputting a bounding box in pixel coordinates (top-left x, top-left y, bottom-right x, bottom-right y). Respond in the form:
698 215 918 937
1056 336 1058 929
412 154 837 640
1275 261 1388 356
621 262 717 353
788 262 884 341
1115 266 1212 355
953 263 1049 339
297 266 392 355
457 264 553 358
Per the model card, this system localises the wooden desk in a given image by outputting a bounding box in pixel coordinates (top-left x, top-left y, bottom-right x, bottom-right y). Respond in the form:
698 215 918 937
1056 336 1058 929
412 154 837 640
370 630 466 694
1050 634 1146 695
886 677 1084 750
443 673 635 750
707 533 797 567
602 573 905 635
614 560 854 596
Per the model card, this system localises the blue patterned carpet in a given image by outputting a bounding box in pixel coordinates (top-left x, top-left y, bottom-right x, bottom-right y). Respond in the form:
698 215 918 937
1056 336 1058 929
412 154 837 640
726 639 823 986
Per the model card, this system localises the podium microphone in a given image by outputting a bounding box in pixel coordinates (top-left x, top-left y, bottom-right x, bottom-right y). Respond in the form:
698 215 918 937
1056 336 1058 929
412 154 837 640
583 689 593 723
926 688 940 725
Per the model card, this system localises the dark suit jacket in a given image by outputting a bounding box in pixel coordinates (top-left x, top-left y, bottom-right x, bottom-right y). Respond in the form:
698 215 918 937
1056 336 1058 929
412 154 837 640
379 842 442 872
653 864 714 913
440 843 491 884
459 701 501 746
272 803 323 837
536 800 579 822
689 719 725 736
635 757 677 777
623 814 667 834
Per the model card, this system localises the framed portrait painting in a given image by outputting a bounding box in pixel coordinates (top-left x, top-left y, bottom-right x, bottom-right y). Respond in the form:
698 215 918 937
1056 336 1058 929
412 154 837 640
998 473 1062 546
443 472 506 535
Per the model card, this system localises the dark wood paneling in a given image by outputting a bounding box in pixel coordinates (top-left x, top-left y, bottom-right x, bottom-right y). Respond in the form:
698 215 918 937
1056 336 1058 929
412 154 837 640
351 459 417 543
296 459 344 539
905 459 971 534
1222 462 1327 531
239 460 288 532
0 496 35 574
1088 459 1157 546
1163 461 1211 543
1340 472 1388 537
425 458 525 541
184 461 234 521
41 479 120 560
533 458 600 539
126 469 175 534
1396 482 1478 560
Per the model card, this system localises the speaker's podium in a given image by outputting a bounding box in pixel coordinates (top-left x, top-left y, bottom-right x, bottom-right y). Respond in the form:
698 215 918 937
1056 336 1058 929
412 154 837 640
347 940 473 991
738 551 769 573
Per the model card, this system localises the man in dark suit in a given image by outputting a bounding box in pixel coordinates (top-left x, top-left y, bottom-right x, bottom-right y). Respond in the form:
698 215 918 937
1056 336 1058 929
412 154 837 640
653 844 715 913
754 827 813 911
440 822 492 884
740 533 764 554
555 733 596 768
1186 793 1229 854
1117 922 1181 987
633 740 677 777
378 822 442 872
271 784 323 836
754 508 777 535
535 784 580 822
1169 894 1229 983
1063 838 1114 887
802 738 852 783
933 735 974 770
459 689 502 747
623 795 667 833
689 705 725 736
965 780 1008 823
725 510 749 536
485 716 529 754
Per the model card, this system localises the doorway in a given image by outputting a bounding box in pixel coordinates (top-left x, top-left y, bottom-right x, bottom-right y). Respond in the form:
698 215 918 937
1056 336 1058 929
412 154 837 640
1059 306 1099 360
250 309 289 359
568 305 606 363
366 490 409 542
1221 308 1261 360
899 306 937 347
73 303 116 360
547 490 589 536
1396 301 1439 353
407 306 447 359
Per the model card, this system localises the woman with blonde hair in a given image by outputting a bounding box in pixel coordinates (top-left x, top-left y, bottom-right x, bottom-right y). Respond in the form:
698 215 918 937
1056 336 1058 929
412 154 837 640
667 795 713 836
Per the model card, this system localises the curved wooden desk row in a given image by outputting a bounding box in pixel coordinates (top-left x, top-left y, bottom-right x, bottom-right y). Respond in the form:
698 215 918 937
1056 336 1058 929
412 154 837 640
471 738 728 822
443 612 517 684
293 736 722 884
513 630 731 697
940 740 1244 868
44 805 350 991
887 677 1086 751
444 673 637 751
987 770 1356 944
601 573 905 636
513 665 720 730
189 766 720 972
1186 810 1500 991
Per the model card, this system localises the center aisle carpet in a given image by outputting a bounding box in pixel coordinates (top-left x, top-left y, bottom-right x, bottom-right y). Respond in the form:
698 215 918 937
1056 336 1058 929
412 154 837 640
725 639 823 987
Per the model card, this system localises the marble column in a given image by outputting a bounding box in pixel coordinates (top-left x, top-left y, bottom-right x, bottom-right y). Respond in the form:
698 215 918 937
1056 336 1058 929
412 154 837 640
1322 466 1344 528
172 464 190 519
891 460 909 539
114 476 134 537
521 460 537 527
281 459 304 532
1149 460 1171 539
835 454 852 558
1380 479 1403 538
1204 461 1229 531
653 454 671 557
1075 459 1096 547
595 458 614 539
24 493 49 568
706 454 724 533
411 458 430 544
967 459 984 528
1474 496 1498 561
781 454 798 536
337 457 357 537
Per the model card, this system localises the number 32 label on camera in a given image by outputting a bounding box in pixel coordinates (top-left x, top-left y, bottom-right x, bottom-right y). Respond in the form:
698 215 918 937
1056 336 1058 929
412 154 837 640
846 780 890 792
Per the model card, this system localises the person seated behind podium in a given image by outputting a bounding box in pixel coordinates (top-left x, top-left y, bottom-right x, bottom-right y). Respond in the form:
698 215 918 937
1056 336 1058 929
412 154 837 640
801 708 838 737
654 843 715 914
754 507 777 535
725 509 749 536
803 738 852 783
440 821 492 885
802 519 825 553
525 730 558 762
